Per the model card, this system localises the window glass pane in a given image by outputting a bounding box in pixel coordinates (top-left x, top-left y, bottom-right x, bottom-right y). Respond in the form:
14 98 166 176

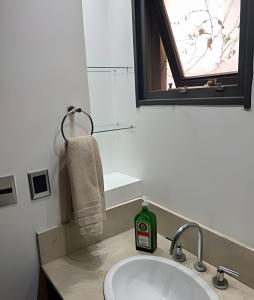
165 53 176 89
164 0 240 77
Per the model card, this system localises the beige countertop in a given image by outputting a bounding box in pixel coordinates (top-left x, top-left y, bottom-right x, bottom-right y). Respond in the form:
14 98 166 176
42 229 254 300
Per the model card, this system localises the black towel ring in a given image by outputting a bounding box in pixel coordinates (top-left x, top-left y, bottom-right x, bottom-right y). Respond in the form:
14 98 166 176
61 106 94 143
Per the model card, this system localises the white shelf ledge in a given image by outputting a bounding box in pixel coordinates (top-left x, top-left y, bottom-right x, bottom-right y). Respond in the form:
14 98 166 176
104 172 142 208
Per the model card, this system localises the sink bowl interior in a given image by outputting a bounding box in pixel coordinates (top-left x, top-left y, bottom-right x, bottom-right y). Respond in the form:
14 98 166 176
104 256 219 300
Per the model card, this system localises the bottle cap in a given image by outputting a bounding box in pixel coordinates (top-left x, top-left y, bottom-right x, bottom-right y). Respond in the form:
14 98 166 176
142 201 149 207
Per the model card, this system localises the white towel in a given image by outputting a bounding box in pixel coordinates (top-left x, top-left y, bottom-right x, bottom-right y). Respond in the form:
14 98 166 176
66 136 105 238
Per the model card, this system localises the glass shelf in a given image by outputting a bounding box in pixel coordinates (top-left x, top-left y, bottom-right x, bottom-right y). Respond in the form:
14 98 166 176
87 66 133 73
94 124 134 134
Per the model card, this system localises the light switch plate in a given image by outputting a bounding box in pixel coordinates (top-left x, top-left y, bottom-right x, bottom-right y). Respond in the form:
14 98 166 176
0 175 17 207
28 169 51 200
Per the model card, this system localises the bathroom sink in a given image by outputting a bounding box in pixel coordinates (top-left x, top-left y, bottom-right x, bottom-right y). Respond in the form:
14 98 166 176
104 256 219 300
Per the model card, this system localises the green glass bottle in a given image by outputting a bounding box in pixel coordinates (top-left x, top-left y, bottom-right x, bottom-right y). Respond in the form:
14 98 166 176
135 201 157 253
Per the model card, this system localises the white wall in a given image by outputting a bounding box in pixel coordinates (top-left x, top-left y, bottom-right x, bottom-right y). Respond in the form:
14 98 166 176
83 0 254 248
0 0 89 299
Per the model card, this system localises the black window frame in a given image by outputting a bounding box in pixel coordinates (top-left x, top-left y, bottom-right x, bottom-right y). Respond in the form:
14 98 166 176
132 0 254 109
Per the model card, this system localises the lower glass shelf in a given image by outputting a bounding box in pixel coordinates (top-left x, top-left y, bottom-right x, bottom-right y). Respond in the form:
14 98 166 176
94 124 134 134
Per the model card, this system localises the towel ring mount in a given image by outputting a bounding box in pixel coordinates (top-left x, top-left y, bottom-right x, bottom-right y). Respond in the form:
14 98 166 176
61 106 94 143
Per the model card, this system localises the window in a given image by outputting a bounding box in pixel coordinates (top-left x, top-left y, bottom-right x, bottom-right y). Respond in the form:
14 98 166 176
132 0 254 109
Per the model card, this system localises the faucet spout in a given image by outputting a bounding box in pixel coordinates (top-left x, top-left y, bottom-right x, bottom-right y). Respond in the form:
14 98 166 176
170 223 206 272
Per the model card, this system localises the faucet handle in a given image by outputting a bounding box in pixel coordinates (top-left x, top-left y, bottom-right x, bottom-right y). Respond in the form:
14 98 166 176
219 266 240 278
212 266 240 289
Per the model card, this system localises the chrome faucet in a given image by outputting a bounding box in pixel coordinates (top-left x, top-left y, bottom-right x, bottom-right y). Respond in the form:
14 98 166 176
170 223 207 272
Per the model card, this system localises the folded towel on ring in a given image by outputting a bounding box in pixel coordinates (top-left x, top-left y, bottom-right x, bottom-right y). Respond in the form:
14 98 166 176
66 136 105 238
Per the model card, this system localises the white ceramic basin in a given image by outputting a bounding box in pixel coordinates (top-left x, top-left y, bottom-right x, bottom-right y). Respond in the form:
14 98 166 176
104 256 219 300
